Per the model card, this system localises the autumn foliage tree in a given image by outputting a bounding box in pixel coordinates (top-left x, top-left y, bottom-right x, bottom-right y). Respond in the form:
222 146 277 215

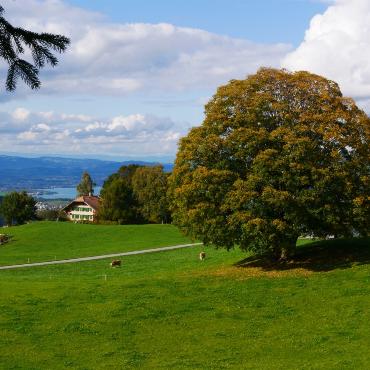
170 68 370 260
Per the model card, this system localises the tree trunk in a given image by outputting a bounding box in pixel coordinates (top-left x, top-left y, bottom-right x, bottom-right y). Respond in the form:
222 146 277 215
275 236 299 262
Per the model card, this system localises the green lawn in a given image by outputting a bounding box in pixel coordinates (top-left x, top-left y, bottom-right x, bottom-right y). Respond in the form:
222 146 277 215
0 221 194 266
0 223 369 369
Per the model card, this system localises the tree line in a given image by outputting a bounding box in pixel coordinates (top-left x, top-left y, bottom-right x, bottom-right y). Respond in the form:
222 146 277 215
0 164 171 226
80 164 170 224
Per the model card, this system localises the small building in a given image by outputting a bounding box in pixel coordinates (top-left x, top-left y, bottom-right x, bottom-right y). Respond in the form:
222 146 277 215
62 195 100 222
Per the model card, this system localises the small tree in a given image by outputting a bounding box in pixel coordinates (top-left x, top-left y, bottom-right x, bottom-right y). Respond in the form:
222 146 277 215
0 191 36 226
76 172 95 196
0 5 70 91
170 68 370 260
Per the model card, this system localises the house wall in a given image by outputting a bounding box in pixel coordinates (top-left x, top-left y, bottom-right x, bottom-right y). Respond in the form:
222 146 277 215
67 205 96 222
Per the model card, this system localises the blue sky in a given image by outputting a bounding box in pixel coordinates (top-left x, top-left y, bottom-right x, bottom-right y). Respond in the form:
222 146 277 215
0 0 368 162
68 0 327 46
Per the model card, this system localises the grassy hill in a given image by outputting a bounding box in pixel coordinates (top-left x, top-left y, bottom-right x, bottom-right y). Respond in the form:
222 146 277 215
0 223 369 369
0 222 193 266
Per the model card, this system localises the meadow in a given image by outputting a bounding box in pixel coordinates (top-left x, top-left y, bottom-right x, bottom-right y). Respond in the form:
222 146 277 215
0 222 193 266
0 222 369 369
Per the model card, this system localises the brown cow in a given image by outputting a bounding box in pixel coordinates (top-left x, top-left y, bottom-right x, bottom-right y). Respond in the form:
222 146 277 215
110 259 121 267
199 252 206 261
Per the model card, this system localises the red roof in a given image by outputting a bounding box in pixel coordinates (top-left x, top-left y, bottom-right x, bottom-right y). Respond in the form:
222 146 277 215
62 195 101 211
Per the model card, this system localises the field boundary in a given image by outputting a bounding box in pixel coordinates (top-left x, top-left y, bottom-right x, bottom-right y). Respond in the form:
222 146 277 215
0 243 203 271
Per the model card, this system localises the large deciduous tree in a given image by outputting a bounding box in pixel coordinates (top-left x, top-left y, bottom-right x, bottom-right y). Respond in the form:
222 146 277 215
0 5 70 91
170 68 370 260
0 191 36 226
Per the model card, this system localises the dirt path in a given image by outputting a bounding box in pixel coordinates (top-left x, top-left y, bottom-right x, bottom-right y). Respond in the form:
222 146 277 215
0 243 203 270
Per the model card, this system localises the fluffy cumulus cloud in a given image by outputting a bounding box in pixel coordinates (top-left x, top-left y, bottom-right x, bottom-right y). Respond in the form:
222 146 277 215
0 0 290 96
0 108 188 159
283 0 370 108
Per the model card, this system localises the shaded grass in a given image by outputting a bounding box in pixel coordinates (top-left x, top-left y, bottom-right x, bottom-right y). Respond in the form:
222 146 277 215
0 222 193 266
235 237 370 272
0 237 370 369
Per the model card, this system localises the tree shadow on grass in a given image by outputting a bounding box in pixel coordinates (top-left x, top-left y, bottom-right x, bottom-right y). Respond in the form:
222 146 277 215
234 238 370 272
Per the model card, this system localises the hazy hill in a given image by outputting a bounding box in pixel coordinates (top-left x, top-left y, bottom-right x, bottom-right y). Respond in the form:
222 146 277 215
0 155 173 190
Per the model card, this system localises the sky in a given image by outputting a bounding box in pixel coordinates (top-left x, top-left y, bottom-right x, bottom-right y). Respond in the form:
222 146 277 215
0 0 369 162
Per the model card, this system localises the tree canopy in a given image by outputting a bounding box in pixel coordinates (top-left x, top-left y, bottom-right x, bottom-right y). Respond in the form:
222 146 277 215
99 164 171 224
99 176 139 224
0 191 36 226
170 68 370 260
132 165 170 223
76 172 95 196
0 5 70 91
99 165 142 224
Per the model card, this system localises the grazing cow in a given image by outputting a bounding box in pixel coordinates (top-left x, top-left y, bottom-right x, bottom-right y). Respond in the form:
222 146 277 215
0 234 9 245
110 259 121 267
199 252 206 261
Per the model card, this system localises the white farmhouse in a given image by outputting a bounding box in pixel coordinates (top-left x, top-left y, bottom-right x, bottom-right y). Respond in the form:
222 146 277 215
62 195 100 222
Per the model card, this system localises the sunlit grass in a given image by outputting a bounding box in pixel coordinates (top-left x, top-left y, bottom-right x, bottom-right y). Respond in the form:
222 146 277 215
0 221 193 266
0 229 369 369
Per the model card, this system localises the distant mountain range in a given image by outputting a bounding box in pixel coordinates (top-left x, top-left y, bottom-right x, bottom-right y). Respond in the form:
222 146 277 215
0 155 173 190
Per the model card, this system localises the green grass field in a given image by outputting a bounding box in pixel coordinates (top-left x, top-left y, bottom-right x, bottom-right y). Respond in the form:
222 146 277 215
0 222 194 266
0 222 369 369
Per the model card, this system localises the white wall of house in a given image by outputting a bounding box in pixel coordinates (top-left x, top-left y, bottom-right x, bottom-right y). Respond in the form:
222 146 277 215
67 205 96 221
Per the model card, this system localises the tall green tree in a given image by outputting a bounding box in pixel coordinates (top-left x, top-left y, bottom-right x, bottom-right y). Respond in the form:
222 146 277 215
99 178 139 224
99 165 142 223
132 165 170 223
76 172 95 196
170 68 370 260
0 191 36 226
0 5 70 91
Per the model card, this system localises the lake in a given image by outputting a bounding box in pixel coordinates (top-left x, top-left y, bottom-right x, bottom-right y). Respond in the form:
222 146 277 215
32 186 102 200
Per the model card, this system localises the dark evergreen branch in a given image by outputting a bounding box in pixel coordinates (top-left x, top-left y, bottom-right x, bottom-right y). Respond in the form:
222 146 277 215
0 4 70 91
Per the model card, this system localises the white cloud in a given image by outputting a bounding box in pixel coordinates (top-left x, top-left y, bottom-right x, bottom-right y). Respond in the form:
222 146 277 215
17 131 38 142
0 0 291 96
283 0 370 104
0 108 190 159
12 108 30 121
